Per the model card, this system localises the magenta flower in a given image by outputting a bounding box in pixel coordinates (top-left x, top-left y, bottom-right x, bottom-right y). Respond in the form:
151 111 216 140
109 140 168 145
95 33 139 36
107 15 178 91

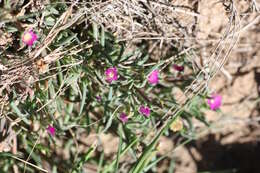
148 70 159 85
47 125 55 136
119 113 128 123
173 64 184 72
139 105 151 117
22 30 38 46
105 67 118 83
207 95 222 110
96 96 101 102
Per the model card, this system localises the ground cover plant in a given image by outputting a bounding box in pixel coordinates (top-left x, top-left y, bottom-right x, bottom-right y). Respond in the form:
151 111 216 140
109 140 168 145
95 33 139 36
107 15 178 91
0 0 252 172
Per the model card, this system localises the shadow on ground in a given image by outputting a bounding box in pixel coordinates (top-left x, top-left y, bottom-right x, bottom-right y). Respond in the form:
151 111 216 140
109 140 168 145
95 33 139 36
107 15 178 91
187 134 260 173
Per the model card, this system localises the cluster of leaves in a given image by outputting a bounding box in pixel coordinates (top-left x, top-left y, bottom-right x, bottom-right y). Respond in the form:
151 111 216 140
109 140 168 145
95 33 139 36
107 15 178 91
0 1 213 173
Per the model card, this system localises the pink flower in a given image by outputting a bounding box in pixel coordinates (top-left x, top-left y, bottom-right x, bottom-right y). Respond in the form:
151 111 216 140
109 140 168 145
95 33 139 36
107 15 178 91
119 113 128 123
47 125 55 136
148 70 159 85
139 105 151 117
105 67 118 83
22 30 38 46
207 95 222 110
96 96 101 102
173 64 184 72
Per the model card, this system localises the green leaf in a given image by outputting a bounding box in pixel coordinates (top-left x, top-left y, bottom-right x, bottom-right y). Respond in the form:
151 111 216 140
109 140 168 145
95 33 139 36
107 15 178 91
103 105 122 133
97 152 104 173
114 124 123 172
72 143 97 173
6 26 18 33
55 33 77 47
93 22 98 41
10 102 30 125
168 159 175 173
79 82 87 115
44 16 56 26
103 138 138 173
0 152 15 158
49 7 59 15
101 25 105 47
137 54 149 66
108 86 113 101
143 155 166 172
